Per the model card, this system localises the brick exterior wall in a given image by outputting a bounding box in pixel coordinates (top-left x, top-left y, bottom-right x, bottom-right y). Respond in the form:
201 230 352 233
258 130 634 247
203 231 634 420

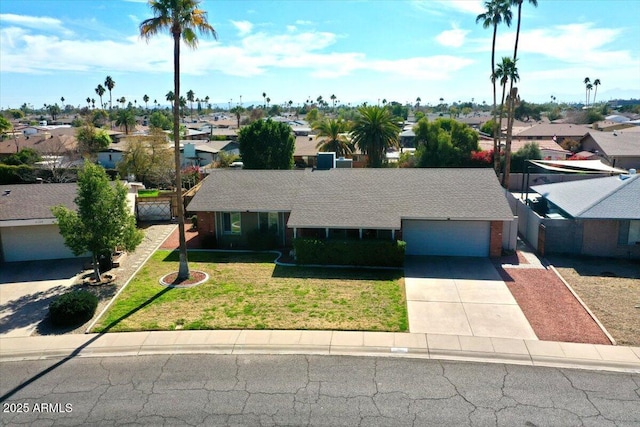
489 221 503 258
197 212 215 237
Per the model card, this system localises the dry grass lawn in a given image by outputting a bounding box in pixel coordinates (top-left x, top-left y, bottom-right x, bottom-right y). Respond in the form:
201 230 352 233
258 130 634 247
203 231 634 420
92 250 407 333
549 255 640 346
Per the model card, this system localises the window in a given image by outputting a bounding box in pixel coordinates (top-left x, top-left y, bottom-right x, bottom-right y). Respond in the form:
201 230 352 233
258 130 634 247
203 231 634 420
223 212 241 235
618 220 640 245
258 212 278 233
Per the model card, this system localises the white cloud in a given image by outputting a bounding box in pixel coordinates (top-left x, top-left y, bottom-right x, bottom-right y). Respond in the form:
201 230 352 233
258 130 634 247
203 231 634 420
295 20 314 26
230 20 253 36
412 0 484 16
436 24 469 48
0 13 73 36
128 14 139 24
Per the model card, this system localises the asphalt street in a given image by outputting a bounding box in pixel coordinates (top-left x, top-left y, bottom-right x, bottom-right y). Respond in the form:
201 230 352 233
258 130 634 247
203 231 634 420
1 354 639 426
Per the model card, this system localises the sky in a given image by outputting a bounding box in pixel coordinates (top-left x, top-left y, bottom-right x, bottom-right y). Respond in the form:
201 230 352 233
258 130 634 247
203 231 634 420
1 0 639 111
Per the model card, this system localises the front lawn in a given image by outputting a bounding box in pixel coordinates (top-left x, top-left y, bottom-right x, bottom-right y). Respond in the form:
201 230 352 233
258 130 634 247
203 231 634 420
91 251 407 332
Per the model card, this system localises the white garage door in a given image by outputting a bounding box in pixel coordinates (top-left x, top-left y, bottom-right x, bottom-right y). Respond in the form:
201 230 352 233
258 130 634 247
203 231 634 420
403 220 490 257
1 225 77 262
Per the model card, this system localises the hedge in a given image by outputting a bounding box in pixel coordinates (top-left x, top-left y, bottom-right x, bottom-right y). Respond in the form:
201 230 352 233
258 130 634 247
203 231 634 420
293 238 405 267
49 290 99 327
0 164 36 184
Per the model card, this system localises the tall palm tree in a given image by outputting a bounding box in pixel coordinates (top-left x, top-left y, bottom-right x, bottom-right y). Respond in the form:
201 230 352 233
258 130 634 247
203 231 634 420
141 0 216 281
86 97 91 108
592 78 601 105
510 0 537 67
476 0 512 173
584 77 591 106
330 94 337 110
586 83 593 107
91 98 96 109
166 90 175 104
95 84 105 109
186 89 195 120
262 92 267 109
115 108 136 134
500 61 520 188
143 94 150 111
229 105 244 129
105 76 115 110
351 105 398 168
314 118 352 158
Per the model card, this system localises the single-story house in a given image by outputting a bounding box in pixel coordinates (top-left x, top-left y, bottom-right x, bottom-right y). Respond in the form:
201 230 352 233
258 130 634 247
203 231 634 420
580 131 640 170
530 171 640 259
181 140 239 168
515 123 588 143
0 183 80 262
187 168 515 257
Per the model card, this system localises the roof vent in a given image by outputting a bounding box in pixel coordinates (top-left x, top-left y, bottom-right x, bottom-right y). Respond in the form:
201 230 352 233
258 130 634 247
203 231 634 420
629 169 637 175
2 190 10 196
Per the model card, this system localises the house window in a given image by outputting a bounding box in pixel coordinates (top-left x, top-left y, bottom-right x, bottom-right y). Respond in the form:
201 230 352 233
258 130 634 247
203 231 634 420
223 212 241 235
258 212 278 233
618 220 640 245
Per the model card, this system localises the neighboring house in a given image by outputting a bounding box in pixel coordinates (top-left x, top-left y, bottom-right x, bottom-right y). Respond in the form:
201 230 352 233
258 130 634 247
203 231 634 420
187 168 515 257
97 143 128 169
580 131 640 169
528 172 640 259
478 138 570 160
0 183 80 262
181 140 239 168
515 123 588 143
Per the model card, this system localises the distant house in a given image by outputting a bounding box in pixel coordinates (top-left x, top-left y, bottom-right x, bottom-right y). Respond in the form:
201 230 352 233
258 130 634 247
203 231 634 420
528 172 640 259
181 140 239 168
187 168 515 257
515 123 588 143
580 131 640 170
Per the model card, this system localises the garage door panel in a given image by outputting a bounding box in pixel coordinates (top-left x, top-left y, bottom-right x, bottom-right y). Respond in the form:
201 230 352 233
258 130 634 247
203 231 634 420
1 225 77 262
403 220 489 257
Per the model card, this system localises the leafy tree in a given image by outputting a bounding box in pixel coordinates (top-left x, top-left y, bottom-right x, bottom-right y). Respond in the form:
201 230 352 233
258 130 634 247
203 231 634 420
149 110 173 130
547 106 562 122
77 124 112 158
306 107 320 124
52 162 143 281
6 109 25 120
105 76 115 109
514 100 541 121
388 102 408 120
47 103 61 121
480 119 497 135
117 130 173 187
91 109 109 127
351 105 398 168
313 118 352 157
0 115 12 136
238 119 294 170
140 0 217 281
477 0 512 173
2 148 41 165
509 142 542 173
560 138 580 153
115 108 136 134
413 118 479 167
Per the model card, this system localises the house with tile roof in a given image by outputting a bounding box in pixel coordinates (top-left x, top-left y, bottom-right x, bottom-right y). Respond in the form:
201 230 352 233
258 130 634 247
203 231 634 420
514 123 588 143
187 168 516 258
580 131 640 170
529 172 640 259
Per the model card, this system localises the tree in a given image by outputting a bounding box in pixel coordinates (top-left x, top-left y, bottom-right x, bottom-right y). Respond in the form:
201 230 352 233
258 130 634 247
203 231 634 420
238 119 294 170
2 148 41 165
0 116 12 138
91 109 109 128
186 89 195 120
166 90 175 104
115 108 136 134
509 142 541 173
480 119 497 135
413 118 479 167
143 94 150 111
105 76 115 110
86 97 91 109
140 0 217 281
230 105 245 129
117 130 174 187
77 124 112 158
52 162 143 281
592 78 601 104
476 0 512 173
262 92 267 109
330 94 337 110
95 84 105 109
351 105 399 168
149 110 173 130
313 118 352 157
47 103 62 121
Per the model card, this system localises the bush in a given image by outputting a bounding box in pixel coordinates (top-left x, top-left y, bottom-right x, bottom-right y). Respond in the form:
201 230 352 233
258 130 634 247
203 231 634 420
49 290 99 327
293 238 405 267
0 164 36 184
247 229 278 250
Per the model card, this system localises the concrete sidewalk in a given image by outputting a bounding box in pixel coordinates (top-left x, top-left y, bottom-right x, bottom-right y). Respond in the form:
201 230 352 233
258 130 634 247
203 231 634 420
1 330 639 373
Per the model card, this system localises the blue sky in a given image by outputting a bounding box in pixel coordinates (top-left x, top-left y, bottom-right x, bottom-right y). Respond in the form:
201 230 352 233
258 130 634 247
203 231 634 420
1 0 639 110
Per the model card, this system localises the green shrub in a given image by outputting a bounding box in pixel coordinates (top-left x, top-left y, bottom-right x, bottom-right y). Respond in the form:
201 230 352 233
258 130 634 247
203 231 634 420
293 238 405 267
247 229 278 250
0 164 36 184
49 290 99 327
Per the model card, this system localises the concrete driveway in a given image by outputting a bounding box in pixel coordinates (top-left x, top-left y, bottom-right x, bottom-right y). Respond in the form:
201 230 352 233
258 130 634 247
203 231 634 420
404 256 537 340
0 258 87 337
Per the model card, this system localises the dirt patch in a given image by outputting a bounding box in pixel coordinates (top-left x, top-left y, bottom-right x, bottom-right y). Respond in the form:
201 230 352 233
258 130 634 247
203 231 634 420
160 227 202 250
498 267 612 345
547 255 640 346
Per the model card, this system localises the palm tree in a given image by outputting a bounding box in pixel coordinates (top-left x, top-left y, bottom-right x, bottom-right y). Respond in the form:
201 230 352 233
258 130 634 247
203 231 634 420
494 57 517 136
141 0 216 281
166 90 175 104
586 83 593 107
143 94 150 111
499 60 520 188
91 98 96 109
229 105 244 128
351 105 398 168
105 76 115 109
86 97 91 108
330 94 337 110
266 97 270 108
262 92 267 109
314 118 352 158
510 0 537 69
477 0 512 173
186 89 195 120
95 84 105 109
592 78 601 105
115 108 136 134
584 77 591 106
415 97 421 109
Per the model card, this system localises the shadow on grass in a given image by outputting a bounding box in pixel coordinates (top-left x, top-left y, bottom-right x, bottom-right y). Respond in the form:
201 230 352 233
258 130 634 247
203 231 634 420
547 255 640 280
161 250 277 264
272 264 403 281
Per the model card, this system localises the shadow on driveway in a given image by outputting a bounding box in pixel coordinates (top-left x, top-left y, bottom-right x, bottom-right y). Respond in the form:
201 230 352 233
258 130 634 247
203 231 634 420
0 258 89 284
404 256 503 281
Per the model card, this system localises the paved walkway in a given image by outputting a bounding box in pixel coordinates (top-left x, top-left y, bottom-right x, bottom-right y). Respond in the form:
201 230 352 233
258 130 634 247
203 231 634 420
404 257 537 340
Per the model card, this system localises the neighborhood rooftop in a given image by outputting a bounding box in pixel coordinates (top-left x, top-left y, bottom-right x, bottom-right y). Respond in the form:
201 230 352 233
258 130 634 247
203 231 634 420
0 183 77 221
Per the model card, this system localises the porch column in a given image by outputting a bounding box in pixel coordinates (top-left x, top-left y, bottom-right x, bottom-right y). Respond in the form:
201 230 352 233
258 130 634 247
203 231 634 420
325 228 329 238
391 229 395 240
359 229 363 239
293 228 297 238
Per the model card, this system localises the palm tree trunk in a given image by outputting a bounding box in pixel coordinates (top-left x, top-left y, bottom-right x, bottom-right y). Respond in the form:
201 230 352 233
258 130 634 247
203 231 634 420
93 253 101 282
173 33 190 281
502 87 518 189
491 24 500 174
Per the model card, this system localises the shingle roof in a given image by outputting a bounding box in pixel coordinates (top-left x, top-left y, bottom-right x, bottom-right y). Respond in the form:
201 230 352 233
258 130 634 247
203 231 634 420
516 123 589 138
188 168 513 229
0 183 77 221
531 174 640 219
583 131 640 157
